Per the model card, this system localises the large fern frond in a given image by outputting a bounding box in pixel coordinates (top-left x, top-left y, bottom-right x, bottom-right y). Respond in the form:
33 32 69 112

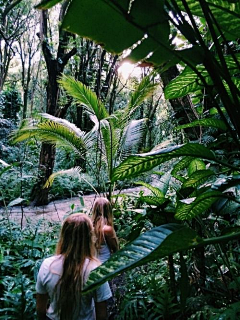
58 75 109 120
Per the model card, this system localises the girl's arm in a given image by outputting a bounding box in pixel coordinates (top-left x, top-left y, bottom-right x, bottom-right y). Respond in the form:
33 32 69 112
95 301 108 320
104 225 119 253
36 293 48 320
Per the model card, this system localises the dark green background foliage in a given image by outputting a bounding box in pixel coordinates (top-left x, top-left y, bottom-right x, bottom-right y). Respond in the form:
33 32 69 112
0 218 60 320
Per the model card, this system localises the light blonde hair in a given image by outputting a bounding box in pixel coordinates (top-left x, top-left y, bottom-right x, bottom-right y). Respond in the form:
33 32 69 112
92 197 114 250
54 213 96 320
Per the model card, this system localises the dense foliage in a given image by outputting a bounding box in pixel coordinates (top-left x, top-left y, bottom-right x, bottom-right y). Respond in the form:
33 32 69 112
0 0 239 319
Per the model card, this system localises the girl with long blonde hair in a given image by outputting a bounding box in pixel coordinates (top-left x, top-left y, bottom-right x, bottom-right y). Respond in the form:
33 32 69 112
91 198 119 263
36 213 112 320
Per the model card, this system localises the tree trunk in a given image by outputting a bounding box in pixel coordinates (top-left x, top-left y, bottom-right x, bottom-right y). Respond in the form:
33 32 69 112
31 7 76 205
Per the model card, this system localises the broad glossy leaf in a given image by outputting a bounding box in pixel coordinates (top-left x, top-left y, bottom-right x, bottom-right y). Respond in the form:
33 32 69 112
188 159 206 175
62 0 143 54
83 223 201 293
175 190 223 220
84 223 240 293
112 143 216 182
172 157 194 176
139 195 167 206
62 0 171 64
176 119 228 132
164 65 211 99
182 169 215 189
135 181 165 199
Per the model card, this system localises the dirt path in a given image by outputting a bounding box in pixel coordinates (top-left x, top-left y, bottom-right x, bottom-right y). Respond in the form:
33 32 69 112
0 187 145 225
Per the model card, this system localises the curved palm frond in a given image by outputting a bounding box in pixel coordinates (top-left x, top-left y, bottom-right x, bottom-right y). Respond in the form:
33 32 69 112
121 74 159 125
58 74 109 120
118 118 148 160
44 167 82 188
43 166 100 195
98 119 120 174
10 115 88 158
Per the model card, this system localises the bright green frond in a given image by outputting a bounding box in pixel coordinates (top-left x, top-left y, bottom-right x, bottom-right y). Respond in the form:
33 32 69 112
120 74 158 126
44 167 82 188
135 181 165 199
10 115 88 158
119 119 147 160
58 75 109 120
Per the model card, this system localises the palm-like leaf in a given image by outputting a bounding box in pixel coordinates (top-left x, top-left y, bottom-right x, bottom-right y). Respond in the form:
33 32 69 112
121 74 158 126
58 75 109 120
118 119 148 161
43 167 82 188
10 114 89 158
98 119 119 175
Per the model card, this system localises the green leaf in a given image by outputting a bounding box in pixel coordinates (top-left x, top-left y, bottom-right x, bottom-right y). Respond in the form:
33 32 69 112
139 195 167 207
112 143 216 182
135 181 164 199
188 158 206 175
175 0 240 38
164 65 211 99
10 114 89 158
172 157 194 176
62 0 143 54
8 198 25 207
182 169 215 189
59 75 108 120
83 223 201 293
43 167 82 188
35 0 63 9
83 222 240 294
175 190 223 220
176 118 228 132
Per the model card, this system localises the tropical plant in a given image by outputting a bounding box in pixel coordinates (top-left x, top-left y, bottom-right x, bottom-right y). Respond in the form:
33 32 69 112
8 0 240 317
35 0 240 140
10 73 159 197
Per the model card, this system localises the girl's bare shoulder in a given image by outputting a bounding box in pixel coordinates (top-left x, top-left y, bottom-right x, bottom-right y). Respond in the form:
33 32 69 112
103 225 115 237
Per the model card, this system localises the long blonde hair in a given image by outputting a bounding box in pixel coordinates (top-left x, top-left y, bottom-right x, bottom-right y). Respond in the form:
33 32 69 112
55 213 96 320
92 197 114 250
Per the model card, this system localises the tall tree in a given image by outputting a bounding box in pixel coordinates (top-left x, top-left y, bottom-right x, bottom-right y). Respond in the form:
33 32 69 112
0 0 30 91
15 10 40 119
31 1 77 205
